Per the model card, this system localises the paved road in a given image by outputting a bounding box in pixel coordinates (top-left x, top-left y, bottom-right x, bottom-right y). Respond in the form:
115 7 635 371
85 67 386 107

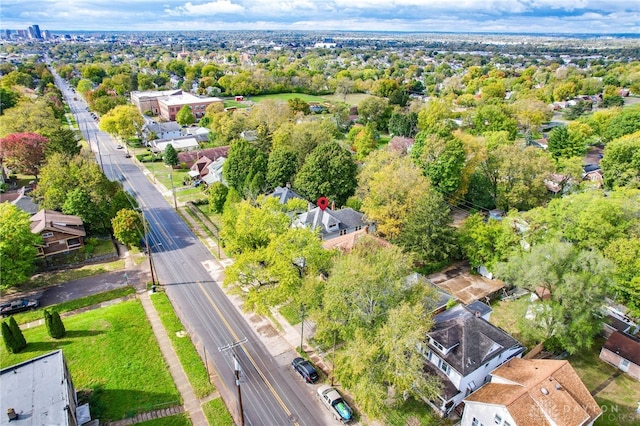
51 67 335 426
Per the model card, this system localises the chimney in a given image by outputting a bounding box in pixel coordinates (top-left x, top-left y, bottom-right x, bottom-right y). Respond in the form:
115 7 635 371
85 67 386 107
7 408 18 421
285 182 291 188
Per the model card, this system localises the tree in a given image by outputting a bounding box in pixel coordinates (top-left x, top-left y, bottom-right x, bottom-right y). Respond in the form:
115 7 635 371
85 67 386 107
388 111 418 138
312 236 442 418
0 87 19 114
496 241 614 354
208 182 229 214
397 189 459 266
353 123 378 160
358 151 429 240
603 105 640 143
163 144 179 167
76 78 94 94
44 309 66 339
417 98 455 137
358 96 390 131
0 203 41 289
8 316 27 352
0 132 48 178
111 209 143 248
1 321 20 353
223 139 261 193
294 141 358 207
548 125 585 159
287 97 310 115
224 227 332 314
99 104 144 143
600 132 640 189
0 98 60 138
62 188 107 233
44 128 81 158
417 135 467 195
267 146 298 188
605 237 640 318
471 104 518 140
176 105 195 126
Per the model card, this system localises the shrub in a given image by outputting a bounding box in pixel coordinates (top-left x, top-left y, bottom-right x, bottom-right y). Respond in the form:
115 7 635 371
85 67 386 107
45 309 66 338
1 321 19 353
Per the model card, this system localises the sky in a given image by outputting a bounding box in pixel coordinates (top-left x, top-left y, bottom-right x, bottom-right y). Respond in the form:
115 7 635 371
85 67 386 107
2 0 639 34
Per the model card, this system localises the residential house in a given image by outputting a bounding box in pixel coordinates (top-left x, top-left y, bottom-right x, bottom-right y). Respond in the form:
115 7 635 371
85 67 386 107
152 137 199 153
292 206 371 240
270 186 306 205
461 358 602 426
201 157 227 186
143 117 182 141
177 146 230 169
30 209 86 258
1 350 93 426
0 186 39 215
418 304 525 417
602 305 639 338
321 227 389 253
599 331 640 381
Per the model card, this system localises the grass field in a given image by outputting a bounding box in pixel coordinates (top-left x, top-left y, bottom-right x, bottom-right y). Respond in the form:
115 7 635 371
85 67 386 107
150 291 216 399
202 398 234 425
0 301 181 422
249 93 328 103
9 286 136 325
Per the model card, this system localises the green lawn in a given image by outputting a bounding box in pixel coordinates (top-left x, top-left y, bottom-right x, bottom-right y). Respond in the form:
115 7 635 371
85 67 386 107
279 302 302 326
324 93 373 106
249 93 329 103
150 291 216 399
384 397 452 426
175 187 208 203
202 398 234 426
489 296 540 349
568 337 640 426
0 301 181 422
10 286 136 325
137 414 192 426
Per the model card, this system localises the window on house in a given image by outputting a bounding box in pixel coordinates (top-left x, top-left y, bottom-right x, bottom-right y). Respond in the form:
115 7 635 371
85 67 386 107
494 414 502 424
42 232 54 238
472 418 484 426
432 339 446 353
67 238 81 248
438 359 450 375
504 421 511 426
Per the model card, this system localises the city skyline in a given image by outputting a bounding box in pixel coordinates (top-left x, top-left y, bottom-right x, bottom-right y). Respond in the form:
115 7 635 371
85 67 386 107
1 0 639 35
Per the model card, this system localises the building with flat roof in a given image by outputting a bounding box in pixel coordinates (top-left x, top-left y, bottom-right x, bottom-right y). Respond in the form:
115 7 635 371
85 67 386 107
131 89 182 116
0 350 92 425
157 92 223 122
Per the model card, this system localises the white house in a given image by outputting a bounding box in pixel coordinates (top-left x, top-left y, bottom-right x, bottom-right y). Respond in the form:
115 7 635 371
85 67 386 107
201 157 227 186
153 137 199 153
462 358 602 426
292 206 371 240
418 304 525 417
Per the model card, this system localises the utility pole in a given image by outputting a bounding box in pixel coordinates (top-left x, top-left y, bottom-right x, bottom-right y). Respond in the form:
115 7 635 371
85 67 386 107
300 303 306 353
233 354 245 426
142 211 157 290
219 338 248 426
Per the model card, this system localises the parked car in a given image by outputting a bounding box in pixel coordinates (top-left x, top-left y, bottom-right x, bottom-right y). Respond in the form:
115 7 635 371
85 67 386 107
317 385 353 423
0 299 39 317
116 144 124 149
192 179 204 187
292 357 319 383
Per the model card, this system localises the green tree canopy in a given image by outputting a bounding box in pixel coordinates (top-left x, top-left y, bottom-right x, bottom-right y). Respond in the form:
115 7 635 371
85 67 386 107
600 131 640 189
111 208 143 248
294 141 358 207
0 203 42 289
99 104 144 142
163 144 179 167
176 105 195 126
496 241 614 354
44 128 81 158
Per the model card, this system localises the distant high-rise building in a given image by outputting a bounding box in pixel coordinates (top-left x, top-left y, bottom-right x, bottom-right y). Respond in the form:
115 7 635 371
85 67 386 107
28 24 42 39
42 30 52 40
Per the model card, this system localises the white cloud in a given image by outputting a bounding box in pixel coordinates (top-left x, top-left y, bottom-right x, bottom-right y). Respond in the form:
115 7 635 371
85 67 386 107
165 1 245 16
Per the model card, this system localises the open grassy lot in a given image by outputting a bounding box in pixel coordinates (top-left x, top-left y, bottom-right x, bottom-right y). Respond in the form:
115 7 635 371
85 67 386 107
324 93 372 106
21 258 126 291
150 291 215 398
202 398 234 426
249 93 328 103
568 337 640 426
9 286 135 325
0 300 180 422
489 296 540 349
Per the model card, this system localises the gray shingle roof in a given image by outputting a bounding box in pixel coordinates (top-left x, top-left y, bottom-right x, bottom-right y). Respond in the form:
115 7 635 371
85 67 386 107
270 186 305 204
428 304 524 375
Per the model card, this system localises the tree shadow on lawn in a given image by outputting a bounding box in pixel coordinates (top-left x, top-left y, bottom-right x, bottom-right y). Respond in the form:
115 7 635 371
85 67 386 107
79 387 182 422
21 330 105 353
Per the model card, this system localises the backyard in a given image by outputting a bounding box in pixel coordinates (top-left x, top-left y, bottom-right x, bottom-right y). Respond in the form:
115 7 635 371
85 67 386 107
490 297 640 426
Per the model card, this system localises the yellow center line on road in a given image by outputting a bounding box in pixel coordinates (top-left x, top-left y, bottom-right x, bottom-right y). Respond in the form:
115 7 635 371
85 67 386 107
197 281 299 425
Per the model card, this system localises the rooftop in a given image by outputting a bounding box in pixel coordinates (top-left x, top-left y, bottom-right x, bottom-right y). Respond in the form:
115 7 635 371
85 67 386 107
603 331 640 366
465 358 602 426
30 209 85 237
